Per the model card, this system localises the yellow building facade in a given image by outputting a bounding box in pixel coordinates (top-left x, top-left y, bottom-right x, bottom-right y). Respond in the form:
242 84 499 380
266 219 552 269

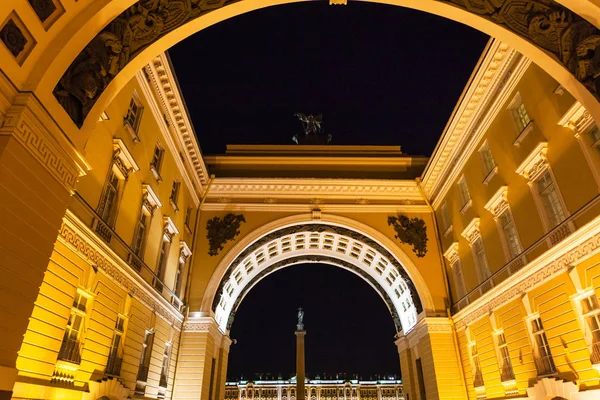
2 1 600 399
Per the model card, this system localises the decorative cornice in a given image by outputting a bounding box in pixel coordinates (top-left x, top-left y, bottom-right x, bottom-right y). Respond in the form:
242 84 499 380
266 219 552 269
515 142 549 181
142 183 162 209
201 202 430 213
484 186 509 217
461 218 481 243
0 93 90 193
443 242 460 264
180 241 192 258
59 211 184 326
557 101 595 135
163 216 180 240
206 178 424 202
453 213 600 329
144 54 209 187
421 40 530 209
113 138 140 173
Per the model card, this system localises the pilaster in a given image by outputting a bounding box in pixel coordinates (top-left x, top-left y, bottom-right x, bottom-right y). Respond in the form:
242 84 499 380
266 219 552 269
0 82 88 399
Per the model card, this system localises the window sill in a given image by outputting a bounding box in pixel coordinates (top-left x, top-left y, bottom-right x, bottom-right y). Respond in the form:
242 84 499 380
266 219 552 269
460 199 472 215
482 166 498 185
443 224 453 237
123 120 141 143
513 121 534 147
150 165 163 183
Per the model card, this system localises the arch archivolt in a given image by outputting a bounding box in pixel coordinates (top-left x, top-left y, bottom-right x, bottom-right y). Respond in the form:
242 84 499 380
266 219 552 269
201 214 434 335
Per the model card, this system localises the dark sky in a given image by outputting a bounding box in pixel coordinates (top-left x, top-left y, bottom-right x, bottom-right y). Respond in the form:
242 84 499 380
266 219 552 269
227 263 400 380
168 1 489 156
168 1 489 379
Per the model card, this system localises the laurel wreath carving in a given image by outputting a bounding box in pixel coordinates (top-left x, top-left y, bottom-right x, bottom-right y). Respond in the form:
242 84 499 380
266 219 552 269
206 213 246 256
388 215 428 258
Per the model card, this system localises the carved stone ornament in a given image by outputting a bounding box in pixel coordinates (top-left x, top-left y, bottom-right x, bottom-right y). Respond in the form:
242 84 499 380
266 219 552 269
387 215 428 258
28 0 57 23
54 0 600 128
206 213 246 256
1 19 27 58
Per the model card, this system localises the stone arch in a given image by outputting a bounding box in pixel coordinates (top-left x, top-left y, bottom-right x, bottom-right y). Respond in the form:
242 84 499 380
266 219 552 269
200 213 436 334
26 0 600 134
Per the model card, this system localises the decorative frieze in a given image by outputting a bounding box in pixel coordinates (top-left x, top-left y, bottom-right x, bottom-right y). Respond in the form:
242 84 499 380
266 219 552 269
515 142 549 181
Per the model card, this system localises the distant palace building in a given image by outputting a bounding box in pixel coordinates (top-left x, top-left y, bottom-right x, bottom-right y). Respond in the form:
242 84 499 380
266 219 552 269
224 377 404 400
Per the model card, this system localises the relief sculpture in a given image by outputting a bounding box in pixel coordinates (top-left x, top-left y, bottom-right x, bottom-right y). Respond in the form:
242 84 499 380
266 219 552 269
54 0 600 128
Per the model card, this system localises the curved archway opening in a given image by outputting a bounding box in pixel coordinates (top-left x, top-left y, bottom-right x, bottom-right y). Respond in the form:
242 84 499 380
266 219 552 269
227 263 401 380
203 219 427 335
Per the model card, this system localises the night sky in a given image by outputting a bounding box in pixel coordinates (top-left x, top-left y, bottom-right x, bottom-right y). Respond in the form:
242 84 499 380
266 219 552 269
169 1 489 156
168 1 489 379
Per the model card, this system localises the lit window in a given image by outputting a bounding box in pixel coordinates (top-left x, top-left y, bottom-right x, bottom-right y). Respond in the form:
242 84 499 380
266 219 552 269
106 315 126 376
458 175 471 209
495 332 514 382
511 94 531 133
185 207 193 231
58 291 90 365
124 92 143 139
99 168 121 226
499 210 522 259
170 180 181 212
159 342 172 388
137 330 154 383
155 239 171 291
472 237 490 281
150 144 165 181
469 341 484 388
479 141 496 177
530 317 556 376
588 125 600 152
536 171 566 228
453 259 466 299
581 294 600 365
440 202 451 232
132 211 150 258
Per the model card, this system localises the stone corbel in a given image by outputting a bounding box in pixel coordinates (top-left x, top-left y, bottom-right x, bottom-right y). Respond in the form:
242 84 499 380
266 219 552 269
515 142 549 182
484 186 509 218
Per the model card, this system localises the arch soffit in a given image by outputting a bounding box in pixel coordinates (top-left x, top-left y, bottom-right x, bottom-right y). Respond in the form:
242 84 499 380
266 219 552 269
200 213 436 330
37 0 600 134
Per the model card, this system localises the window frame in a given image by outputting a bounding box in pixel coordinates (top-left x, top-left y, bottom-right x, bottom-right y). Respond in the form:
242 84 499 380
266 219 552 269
123 90 144 142
457 175 472 214
150 143 165 182
509 92 534 147
478 140 498 184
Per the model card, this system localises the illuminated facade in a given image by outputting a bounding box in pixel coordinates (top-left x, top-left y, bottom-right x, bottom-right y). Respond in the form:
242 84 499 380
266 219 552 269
224 378 404 400
2 0 600 398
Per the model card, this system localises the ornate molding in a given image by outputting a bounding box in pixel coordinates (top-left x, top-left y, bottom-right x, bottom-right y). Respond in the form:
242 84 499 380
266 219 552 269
113 138 139 174
461 218 481 244
0 93 89 193
59 211 184 326
558 101 595 135
515 142 549 181
443 242 460 264
453 214 600 329
423 42 528 208
484 186 509 217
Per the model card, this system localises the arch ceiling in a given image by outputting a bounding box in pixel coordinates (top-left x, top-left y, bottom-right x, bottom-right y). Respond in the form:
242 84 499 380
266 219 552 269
210 224 423 334
51 0 600 129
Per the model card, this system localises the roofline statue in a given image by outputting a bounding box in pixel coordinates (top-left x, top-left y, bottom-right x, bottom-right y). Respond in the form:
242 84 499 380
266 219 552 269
297 307 304 331
293 113 332 145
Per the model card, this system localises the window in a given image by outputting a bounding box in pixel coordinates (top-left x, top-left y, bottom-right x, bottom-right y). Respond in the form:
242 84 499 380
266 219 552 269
511 94 531 133
124 92 143 139
155 239 171 291
458 175 471 211
495 332 514 382
453 259 466 299
440 202 451 233
536 170 567 228
174 242 192 298
99 168 121 225
132 211 150 257
150 144 165 181
170 180 181 212
472 237 490 281
499 210 522 259
588 125 600 151
106 315 126 375
159 342 172 388
530 317 556 376
479 142 496 175
137 330 154 382
580 294 600 364
469 342 484 388
185 207 193 232
58 291 89 364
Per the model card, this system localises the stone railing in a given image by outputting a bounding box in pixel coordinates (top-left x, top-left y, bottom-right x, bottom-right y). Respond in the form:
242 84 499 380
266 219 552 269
69 193 184 313
452 194 600 313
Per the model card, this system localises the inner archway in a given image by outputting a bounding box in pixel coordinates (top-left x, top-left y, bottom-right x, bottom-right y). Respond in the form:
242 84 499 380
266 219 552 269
226 263 401 379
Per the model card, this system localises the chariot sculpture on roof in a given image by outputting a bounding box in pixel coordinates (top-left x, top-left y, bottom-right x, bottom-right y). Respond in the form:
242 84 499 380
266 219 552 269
293 113 332 145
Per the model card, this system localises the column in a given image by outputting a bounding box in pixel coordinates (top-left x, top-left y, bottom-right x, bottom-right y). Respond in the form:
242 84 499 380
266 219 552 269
173 316 223 400
214 336 233 400
295 330 306 400
0 88 88 399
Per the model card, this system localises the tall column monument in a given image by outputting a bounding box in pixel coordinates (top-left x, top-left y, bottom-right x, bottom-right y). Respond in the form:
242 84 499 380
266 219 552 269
295 307 306 400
